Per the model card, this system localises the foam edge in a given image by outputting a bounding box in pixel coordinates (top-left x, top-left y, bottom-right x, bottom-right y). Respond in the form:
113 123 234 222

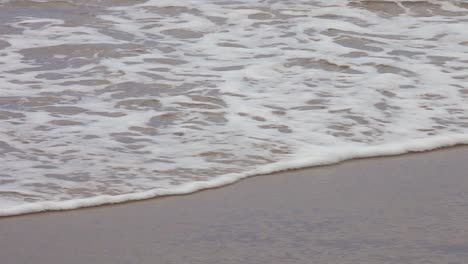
1 134 467 217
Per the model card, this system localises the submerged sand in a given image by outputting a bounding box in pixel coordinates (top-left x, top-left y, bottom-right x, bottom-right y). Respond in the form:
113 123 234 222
2 0 468 210
1 146 468 264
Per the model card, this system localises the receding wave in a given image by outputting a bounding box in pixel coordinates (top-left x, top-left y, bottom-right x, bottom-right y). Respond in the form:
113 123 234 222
0 0 467 216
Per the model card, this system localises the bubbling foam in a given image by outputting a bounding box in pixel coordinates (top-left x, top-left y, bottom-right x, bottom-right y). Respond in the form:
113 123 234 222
0 0 467 216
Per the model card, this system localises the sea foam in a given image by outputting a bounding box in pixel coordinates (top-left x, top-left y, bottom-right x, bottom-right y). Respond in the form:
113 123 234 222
0 0 467 216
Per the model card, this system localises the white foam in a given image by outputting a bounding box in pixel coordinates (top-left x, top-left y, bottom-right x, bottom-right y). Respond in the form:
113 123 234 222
2 135 467 217
0 0 467 216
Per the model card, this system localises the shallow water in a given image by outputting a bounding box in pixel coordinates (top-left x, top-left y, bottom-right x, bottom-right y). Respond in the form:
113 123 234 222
0 0 467 215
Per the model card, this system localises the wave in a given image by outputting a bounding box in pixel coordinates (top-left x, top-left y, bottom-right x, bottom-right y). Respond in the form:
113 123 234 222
0 0 467 216
2 134 467 217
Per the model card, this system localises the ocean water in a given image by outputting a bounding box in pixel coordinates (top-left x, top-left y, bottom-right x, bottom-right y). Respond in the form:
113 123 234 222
0 0 467 216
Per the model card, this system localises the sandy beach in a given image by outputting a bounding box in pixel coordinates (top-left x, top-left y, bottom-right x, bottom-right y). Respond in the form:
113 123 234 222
1 1 467 263
1 146 468 264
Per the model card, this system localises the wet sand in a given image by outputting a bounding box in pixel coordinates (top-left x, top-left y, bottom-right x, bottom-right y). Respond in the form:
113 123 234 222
1 146 468 264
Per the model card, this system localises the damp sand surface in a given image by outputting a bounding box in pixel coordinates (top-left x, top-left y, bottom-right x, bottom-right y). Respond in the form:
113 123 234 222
1 146 468 264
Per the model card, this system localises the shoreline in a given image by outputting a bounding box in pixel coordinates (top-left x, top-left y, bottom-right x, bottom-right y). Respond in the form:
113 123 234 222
2 135 468 217
1 146 468 263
